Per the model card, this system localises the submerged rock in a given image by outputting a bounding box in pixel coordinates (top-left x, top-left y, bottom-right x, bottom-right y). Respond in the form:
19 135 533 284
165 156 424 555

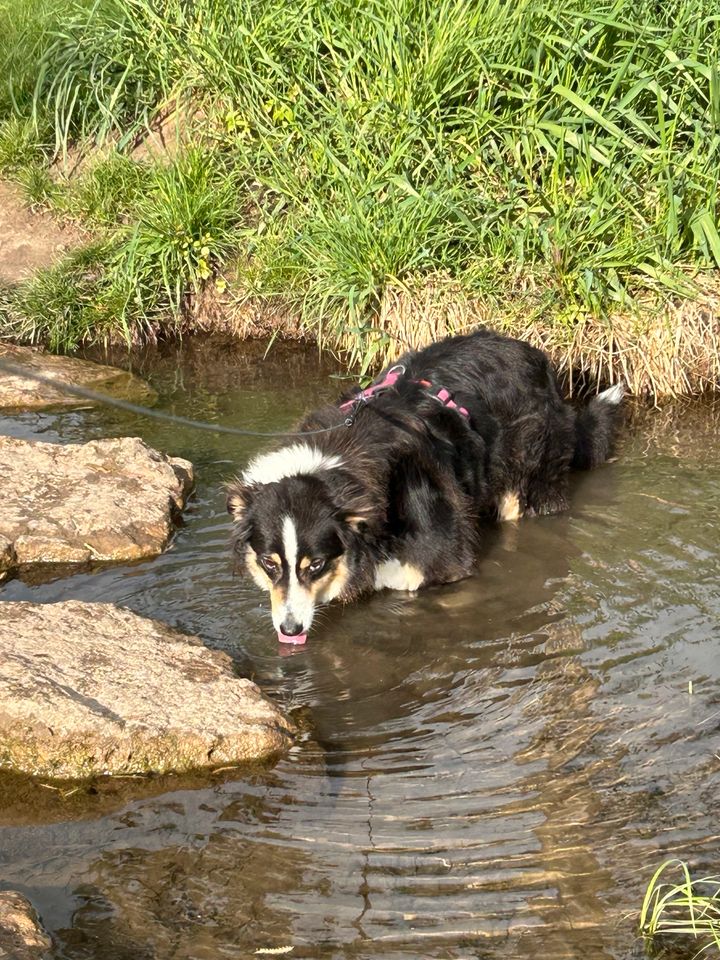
0 601 294 778
0 342 155 411
0 435 193 581
0 891 51 960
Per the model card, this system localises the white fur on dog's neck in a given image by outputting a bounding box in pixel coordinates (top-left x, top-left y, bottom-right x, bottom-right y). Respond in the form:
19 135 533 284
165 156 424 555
243 442 342 486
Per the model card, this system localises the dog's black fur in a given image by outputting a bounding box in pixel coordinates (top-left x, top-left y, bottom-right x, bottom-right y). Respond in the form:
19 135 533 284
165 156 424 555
227 329 623 639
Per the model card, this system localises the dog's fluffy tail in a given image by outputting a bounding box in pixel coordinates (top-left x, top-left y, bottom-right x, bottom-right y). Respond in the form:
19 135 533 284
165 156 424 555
572 382 625 470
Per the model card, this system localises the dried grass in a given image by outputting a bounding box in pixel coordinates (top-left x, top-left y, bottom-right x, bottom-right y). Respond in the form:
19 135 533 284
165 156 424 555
516 279 720 399
187 284 309 342
343 274 720 399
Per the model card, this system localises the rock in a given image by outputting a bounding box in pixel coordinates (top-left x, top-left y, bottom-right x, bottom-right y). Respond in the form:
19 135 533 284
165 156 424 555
0 601 294 779
0 891 51 960
0 342 156 411
0 436 193 581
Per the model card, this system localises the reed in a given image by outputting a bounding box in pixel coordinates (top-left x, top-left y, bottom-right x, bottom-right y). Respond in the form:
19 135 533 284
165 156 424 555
640 859 720 955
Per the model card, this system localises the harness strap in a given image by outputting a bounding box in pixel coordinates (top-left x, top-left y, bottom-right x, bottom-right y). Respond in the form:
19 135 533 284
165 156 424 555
339 365 469 422
414 379 470 418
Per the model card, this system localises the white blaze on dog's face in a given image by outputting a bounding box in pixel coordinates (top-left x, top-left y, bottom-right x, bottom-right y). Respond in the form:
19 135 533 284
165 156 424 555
227 451 361 644
264 516 346 639
243 507 350 644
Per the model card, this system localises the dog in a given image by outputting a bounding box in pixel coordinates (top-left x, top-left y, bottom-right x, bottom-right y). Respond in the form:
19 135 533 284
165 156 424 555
227 329 623 644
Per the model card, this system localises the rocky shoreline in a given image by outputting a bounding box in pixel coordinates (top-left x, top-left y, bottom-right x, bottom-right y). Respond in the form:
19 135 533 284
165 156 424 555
0 341 155 411
0 891 51 960
0 345 294 780
0 336 297 958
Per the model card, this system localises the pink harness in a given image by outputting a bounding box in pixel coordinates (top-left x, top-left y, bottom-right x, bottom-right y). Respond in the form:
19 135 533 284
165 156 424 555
339 364 469 423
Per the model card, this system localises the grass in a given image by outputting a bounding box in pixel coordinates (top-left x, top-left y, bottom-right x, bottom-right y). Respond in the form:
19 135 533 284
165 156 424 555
57 152 152 226
0 0 719 392
640 859 720 957
0 0 71 118
0 116 47 171
2 242 132 352
124 148 244 312
1 149 245 351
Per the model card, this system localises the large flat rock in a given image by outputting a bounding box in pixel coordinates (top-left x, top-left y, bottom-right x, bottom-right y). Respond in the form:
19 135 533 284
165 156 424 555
0 891 51 960
0 342 155 410
0 601 294 778
0 435 193 581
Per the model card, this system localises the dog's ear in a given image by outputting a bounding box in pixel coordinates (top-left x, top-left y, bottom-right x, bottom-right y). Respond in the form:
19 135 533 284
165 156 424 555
324 470 380 537
226 480 255 540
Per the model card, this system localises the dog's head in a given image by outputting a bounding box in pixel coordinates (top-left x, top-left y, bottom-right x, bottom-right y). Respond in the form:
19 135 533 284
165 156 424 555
227 443 373 644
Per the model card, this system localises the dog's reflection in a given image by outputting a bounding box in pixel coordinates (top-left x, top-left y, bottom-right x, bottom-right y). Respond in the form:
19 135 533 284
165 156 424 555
260 514 587 746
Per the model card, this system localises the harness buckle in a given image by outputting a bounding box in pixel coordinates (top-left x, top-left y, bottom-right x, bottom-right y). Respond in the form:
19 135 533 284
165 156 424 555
339 363 407 414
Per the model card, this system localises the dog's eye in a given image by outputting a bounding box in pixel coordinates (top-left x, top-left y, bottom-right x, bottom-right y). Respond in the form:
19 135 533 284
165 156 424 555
260 556 279 575
308 558 325 575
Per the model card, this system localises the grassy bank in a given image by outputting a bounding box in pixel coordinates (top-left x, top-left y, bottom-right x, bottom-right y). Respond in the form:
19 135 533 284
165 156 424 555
1 0 719 394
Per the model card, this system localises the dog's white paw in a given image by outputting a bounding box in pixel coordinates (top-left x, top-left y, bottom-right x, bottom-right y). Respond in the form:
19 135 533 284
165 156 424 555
498 491 523 522
374 558 424 592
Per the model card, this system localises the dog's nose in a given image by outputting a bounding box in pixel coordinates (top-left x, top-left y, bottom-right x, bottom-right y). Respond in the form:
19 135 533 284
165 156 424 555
279 617 305 636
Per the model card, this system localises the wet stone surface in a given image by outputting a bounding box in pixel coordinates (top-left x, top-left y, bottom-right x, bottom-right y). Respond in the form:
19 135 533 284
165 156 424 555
0 600 294 778
0 342 155 412
0 435 193 581
0 890 51 960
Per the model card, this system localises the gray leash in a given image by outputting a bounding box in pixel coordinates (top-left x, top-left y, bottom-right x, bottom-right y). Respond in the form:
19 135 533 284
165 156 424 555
0 356 350 438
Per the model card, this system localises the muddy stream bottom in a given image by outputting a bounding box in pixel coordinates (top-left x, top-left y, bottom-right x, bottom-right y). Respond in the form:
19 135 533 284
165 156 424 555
1 338 719 960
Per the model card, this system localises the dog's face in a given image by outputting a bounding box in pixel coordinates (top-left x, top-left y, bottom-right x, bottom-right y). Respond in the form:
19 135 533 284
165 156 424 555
227 473 358 643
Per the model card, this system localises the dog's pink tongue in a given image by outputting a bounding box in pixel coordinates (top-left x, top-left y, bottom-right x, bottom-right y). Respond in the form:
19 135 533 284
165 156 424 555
277 631 308 645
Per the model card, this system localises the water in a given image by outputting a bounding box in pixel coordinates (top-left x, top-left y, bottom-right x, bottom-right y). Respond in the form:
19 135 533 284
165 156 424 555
1 337 719 960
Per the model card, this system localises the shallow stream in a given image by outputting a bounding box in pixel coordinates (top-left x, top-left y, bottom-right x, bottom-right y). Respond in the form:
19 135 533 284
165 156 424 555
1 338 719 959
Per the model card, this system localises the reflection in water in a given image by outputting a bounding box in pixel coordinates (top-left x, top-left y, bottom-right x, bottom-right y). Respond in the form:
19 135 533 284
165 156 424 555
1 339 718 959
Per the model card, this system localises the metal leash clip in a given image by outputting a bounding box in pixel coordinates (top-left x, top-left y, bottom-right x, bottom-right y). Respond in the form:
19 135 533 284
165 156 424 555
340 364 407 426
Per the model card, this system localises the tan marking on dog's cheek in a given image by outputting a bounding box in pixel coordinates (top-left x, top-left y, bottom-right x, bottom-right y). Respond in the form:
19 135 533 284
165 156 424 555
316 558 349 602
498 491 523 522
245 547 272 592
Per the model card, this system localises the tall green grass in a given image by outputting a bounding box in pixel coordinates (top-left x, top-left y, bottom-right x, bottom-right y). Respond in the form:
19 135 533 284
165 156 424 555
1 0 719 359
0 0 78 118
640 859 720 955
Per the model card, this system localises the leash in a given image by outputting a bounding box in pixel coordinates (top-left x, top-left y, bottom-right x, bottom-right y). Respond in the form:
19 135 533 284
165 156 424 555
0 356 347 439
0 355 470 438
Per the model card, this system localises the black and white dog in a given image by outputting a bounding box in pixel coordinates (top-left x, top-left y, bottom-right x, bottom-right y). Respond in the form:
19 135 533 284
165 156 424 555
227 329 623 644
